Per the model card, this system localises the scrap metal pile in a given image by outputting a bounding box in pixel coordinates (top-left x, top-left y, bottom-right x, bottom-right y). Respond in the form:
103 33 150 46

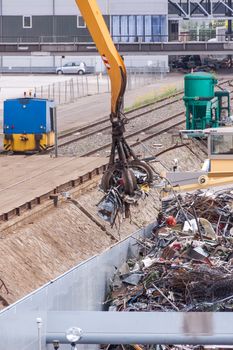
108 189 233 313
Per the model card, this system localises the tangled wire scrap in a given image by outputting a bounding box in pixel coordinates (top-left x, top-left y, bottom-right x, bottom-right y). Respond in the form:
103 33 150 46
105 189 233 349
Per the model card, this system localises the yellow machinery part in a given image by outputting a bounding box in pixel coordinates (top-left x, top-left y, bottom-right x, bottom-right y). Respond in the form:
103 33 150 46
75 0 126 116
209 159 233 173
4 132 55 152
163 175 233 195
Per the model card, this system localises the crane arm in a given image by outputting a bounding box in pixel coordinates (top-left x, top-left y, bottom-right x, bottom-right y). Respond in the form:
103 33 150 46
74 0 153 201
75 0 126 118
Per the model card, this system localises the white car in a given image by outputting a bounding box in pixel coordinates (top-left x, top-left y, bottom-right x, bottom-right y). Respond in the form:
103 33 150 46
56 62 86 75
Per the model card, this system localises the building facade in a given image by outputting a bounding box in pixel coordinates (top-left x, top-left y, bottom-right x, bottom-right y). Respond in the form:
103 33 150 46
0 0 169 72
0 0 168 42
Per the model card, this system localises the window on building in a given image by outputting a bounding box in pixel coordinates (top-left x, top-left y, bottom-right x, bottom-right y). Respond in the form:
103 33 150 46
152 16 160 42
136 16 144 41
77 15 86 28
112 16 120 42
23 16 32 29
145 16 152 42
128 16 136 42
111 15 167 43
121 16 128 42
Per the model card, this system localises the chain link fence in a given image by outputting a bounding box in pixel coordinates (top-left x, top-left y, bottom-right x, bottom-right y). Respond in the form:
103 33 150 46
34 65 167 105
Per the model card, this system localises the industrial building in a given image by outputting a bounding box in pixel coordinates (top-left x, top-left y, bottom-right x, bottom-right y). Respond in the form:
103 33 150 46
0 0 169 72
0 0 233 72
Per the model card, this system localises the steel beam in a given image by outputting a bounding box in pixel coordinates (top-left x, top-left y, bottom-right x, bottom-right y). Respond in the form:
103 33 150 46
169 0 189 17
169 0 233 19
190 0 209 16
0 41 231 55
194 0 210 16
220 0 233 12
46 311 233 345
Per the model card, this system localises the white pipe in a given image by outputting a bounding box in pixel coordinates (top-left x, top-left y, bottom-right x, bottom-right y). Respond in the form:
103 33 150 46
36 317 42 350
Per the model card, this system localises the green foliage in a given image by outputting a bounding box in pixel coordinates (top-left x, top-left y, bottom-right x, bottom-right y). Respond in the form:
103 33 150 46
125 87 180 112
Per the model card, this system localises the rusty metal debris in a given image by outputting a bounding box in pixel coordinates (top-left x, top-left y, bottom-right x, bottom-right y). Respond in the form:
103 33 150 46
106 188 233 349
104 345 205 350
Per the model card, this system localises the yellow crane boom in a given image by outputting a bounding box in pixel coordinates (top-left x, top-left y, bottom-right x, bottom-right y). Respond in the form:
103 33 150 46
74 0 153 197
75 0 126 119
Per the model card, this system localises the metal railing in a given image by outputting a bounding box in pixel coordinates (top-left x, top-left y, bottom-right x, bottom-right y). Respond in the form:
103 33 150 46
34 66 167 105
0 32 231 44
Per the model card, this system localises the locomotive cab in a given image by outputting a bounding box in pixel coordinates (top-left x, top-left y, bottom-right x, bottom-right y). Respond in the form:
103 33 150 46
3 97 56 152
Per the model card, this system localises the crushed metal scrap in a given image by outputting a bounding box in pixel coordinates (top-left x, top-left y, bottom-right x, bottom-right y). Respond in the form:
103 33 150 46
107 188 233 314
97 170 150 226
105 346 215 350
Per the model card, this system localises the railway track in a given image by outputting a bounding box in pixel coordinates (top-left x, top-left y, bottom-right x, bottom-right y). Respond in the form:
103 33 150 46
82 111 185 157
0 77 231 223
52 78 233 157
56 90 184 147
55 78 233 149
57 77 231 139
0 77 232 157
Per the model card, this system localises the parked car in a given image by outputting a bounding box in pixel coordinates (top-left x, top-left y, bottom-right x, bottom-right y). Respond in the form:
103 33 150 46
56 62 86 75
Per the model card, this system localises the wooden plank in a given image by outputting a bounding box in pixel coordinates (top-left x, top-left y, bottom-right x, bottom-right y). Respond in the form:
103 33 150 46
0 155 107 215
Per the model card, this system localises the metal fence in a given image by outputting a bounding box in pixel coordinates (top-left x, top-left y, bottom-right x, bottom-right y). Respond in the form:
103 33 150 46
34 66 168 105
35 76 90 104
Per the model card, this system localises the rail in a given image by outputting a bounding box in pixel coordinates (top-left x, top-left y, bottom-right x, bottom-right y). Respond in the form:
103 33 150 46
55 79 233 154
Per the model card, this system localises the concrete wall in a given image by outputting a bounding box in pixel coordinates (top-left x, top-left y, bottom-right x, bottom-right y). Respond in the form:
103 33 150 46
1 0 167 16
0 55 169 73
0 225 153 350
109 0 167 15
2 0 54 15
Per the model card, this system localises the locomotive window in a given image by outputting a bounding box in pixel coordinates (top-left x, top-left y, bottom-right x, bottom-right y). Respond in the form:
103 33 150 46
50 108 54 131
211 134 233 155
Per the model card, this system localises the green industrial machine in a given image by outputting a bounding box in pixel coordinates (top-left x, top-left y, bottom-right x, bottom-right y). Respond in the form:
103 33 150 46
183 72 230 131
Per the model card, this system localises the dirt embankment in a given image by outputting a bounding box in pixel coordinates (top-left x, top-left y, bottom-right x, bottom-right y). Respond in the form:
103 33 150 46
0 139 206 307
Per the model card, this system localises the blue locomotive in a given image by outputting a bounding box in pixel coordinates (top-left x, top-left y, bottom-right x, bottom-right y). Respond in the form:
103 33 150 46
3 97 56 152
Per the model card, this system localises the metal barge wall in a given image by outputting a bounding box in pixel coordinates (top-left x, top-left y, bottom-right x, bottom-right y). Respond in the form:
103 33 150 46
0 224 153 350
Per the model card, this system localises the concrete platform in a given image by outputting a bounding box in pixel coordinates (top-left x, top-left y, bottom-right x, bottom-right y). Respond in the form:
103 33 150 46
0 155 107 215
